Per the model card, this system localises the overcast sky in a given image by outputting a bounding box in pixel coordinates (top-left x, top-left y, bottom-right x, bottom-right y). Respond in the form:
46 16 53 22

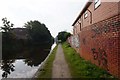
0 0 88 37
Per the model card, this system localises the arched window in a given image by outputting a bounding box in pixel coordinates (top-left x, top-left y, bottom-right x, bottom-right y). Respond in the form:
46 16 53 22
84 11 88 19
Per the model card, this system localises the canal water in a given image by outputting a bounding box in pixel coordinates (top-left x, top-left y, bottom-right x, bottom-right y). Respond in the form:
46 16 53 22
0 43 56 79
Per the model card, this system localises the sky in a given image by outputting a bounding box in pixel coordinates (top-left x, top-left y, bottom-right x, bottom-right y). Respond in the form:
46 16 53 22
0 0 88 37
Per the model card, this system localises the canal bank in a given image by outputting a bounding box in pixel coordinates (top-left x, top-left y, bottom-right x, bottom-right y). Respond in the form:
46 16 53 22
36 44 58 78
36 42 116 79
33 43 57 78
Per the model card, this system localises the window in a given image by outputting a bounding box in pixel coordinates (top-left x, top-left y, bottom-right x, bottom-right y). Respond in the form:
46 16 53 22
84 11 88 19
77 21 81 31
95 0 101 9
79 23 81 31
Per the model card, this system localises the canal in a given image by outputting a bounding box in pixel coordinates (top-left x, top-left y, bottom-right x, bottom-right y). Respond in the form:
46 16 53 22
0 43 56 79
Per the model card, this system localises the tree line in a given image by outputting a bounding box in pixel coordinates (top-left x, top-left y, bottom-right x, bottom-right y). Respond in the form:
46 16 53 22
1 18 54 53
57 31 71 43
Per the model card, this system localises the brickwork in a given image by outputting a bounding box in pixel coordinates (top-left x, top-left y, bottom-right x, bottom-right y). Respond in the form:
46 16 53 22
69 14 120 78
74 2 119 34
91 2 119 24
70 1 120 78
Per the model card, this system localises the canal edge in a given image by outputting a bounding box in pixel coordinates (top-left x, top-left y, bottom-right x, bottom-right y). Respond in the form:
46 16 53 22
32 44 56 78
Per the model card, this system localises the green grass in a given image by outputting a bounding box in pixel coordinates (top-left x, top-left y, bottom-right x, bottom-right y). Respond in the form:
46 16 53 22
37 45 58 78
62 42 115 78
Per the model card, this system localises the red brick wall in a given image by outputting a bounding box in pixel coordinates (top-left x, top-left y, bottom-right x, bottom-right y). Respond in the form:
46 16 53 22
74 2 119 29
78 14 120 78
91 2 119 24
71 1 120 78
73 22 81 35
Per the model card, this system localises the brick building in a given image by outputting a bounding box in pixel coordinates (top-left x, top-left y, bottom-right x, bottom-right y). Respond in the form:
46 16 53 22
69 0 120 78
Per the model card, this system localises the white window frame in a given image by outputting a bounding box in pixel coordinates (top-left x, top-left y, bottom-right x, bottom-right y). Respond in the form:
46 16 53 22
94 0 101 9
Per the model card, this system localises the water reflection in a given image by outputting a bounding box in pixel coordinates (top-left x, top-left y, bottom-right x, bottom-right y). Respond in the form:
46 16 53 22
1 45 52 78
1 60 15 78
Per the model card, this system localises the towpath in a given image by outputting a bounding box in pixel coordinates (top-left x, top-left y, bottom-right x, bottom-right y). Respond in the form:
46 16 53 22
52 44 71 78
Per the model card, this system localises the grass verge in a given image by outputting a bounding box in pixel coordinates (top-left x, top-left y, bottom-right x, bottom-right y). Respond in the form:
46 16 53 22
62 42 115 78
37 45 57 78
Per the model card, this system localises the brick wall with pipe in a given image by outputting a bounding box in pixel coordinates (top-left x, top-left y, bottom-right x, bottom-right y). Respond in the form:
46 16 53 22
68 14 120 78
69 1 120 78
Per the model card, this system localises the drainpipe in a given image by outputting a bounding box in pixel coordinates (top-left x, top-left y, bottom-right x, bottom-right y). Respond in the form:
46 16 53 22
87 9 92 24
80 16 83 30
77 21 81 31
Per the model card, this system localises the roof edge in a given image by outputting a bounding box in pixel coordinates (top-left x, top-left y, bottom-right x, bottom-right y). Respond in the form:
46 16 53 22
72 0 93 26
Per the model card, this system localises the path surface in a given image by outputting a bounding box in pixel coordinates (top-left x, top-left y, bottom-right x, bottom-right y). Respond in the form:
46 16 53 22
52 44 71 78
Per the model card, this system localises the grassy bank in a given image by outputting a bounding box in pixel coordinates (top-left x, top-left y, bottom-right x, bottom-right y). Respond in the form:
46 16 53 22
62 42 114 78
37 45 58 78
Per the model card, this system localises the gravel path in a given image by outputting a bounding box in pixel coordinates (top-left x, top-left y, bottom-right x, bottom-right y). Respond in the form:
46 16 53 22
52 44 71 78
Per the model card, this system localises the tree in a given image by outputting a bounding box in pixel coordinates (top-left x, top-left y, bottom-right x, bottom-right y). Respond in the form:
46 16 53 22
1 18 16 53
0 17 14 32
24 20 53 45
0 18 15 45
57 31 71 43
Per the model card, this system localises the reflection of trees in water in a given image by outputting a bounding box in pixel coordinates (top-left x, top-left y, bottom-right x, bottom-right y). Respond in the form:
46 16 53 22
24 47 51 67
1 45 51 78
1 60 15 78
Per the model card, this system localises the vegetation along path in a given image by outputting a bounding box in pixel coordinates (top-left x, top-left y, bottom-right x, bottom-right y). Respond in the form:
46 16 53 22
52 44 71 78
